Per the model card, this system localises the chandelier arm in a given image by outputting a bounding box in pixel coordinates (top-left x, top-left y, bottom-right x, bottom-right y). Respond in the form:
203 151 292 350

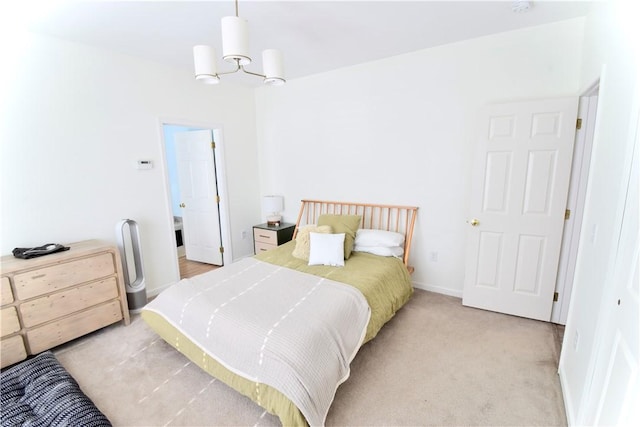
216 60 242 76
240 65 266 79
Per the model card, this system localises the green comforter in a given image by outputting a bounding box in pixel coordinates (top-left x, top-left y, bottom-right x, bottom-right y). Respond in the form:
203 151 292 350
255 241 413 342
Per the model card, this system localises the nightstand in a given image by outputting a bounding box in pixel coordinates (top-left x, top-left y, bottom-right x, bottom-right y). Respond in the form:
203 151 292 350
253 223 295 254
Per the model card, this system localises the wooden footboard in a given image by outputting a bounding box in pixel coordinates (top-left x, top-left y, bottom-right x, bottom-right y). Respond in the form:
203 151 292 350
293 200 418 267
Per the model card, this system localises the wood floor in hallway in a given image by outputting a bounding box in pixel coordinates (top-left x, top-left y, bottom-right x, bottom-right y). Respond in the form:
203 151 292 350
178 256 219 279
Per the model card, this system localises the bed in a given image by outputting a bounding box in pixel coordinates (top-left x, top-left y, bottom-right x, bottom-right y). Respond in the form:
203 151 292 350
142 200 418 426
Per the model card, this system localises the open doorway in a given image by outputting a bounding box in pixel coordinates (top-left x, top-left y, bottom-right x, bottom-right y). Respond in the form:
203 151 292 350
161 122 231 278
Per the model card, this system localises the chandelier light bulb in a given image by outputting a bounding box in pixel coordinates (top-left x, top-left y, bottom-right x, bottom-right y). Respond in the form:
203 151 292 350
193 45 220 84
221 16 251 65
262 49 286 86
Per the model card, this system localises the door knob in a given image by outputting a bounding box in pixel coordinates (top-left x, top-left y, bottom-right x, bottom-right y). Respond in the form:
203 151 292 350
179 203 186 208
468 218 480 227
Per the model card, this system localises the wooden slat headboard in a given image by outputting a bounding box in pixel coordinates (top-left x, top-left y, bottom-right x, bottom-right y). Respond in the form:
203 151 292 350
293 199 418 267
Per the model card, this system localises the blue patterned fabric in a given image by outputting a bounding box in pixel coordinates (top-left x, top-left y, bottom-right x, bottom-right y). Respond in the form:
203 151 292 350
1 351 111 427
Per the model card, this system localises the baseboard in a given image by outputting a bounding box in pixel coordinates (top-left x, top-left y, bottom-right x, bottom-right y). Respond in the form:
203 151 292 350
557 366 574 426
146 282 173 299
412 281 463 298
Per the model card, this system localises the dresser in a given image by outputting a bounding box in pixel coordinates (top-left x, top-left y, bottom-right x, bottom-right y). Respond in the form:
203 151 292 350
0 240 130 368
253 223 295 254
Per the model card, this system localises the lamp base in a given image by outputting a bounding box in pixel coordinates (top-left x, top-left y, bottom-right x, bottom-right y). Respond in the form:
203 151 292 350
266 214 282 227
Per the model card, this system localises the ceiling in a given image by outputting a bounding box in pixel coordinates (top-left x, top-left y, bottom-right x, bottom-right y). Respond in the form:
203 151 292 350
27 1 592 85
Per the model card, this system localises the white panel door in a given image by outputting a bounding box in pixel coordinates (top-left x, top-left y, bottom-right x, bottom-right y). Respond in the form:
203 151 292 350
175 130 223 265
581 136 639 425
463 97 578 321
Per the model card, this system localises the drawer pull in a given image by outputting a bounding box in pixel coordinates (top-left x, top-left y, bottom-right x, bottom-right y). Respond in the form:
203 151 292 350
31 274 46 280
258 234 271 238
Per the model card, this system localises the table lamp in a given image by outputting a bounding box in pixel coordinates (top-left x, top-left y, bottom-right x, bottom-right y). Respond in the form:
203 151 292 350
263 195 284 226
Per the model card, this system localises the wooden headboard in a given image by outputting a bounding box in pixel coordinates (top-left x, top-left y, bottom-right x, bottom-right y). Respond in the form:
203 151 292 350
293 199 418 267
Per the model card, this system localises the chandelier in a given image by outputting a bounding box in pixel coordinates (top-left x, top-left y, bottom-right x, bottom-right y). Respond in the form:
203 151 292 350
193 0 285 86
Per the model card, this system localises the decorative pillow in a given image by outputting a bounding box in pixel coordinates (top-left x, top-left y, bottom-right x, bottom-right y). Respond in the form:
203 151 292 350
353 245 404 258
292 225 333 260
355 229 405 248
308 233 345 267
317 214 362 259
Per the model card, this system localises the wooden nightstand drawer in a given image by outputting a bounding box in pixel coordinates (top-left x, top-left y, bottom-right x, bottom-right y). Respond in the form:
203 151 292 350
20 277 119 328
255 241 276 253
254 228 277 244
13 252 115 300
253 223 296 254
1 307 21 337
1 335 27 368
1 276 13 305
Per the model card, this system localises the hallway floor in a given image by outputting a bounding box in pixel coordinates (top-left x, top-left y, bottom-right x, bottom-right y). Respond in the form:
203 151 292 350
178 256 219 279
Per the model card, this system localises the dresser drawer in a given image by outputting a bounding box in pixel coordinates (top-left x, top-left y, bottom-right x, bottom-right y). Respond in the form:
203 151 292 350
254 228 277 244
20 277 119 328
1 276 13 305
255 241 276 253
14 252 115 300
1 335 27 368
27 300 123 354
1 307 21 337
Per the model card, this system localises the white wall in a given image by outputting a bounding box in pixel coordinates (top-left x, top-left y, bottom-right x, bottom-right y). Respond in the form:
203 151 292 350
559 0 640 424
255 18 585 295
0 32 261 294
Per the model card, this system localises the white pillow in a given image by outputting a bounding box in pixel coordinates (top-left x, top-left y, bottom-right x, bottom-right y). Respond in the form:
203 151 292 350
308 233 345 267
353 245 404 258
355 229 405 248
292 224 333 261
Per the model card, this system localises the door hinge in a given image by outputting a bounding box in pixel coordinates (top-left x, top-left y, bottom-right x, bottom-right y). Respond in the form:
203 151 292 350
211 141 216 149
215 195 220 203
553 292 559 302
576 118 582 130
565 209 571 220
219 246 224 253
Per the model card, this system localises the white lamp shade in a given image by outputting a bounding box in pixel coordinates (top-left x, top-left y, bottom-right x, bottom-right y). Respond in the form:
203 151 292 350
193 45 220 84
262 195 284 214
262 49 285 85
222 16 251 65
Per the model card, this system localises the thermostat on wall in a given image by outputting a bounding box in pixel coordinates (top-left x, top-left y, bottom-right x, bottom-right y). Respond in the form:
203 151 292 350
136 160 153 170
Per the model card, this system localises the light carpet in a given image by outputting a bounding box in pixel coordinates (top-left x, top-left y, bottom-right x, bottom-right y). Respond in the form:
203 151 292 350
53 290 567 426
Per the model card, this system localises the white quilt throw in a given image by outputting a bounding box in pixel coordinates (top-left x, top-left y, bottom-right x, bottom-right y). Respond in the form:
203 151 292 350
144 257 371 426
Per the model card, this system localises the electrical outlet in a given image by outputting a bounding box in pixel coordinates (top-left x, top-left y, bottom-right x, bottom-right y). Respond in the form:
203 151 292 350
241 230 247 240
573 330 580 351
429 251 438 262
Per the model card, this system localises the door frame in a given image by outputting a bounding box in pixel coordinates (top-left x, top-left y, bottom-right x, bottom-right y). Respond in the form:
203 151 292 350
551 81 600 324
157 118 233 281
